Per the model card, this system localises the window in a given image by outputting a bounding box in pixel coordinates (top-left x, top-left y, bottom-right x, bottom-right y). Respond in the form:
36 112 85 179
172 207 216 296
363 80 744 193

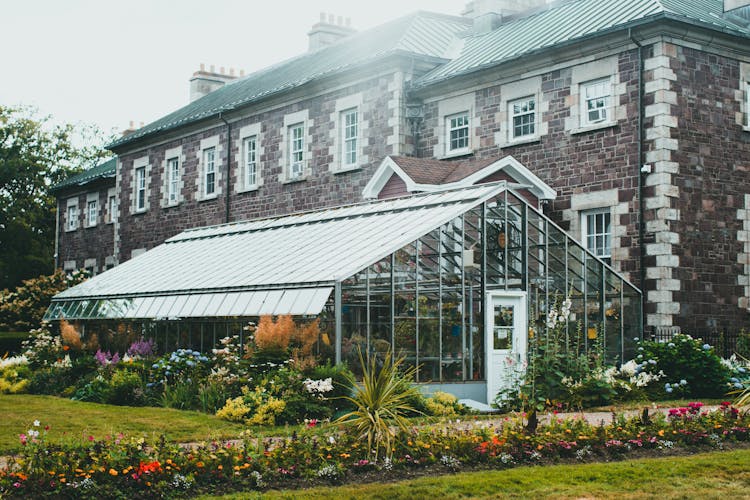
203 147 216 196
510 97 535 139
288 123 304 178
107 194 117 223
67 204 78 231
87 199 97 226
167 157 180 204
446 112 469 153
746 83 750 127
341 109 358 167
243 136 258 188
581 79 610 126
135 166 146 211
582 209 611 263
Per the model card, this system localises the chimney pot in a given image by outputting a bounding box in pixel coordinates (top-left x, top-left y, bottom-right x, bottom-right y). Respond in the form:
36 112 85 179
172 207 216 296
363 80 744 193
210 64 215 73
337 16 343 25
346 17 351 26
139 121 144 127
240 69 245 76
200 63 205 72
320 12 325 21
229 67 235 76
328 13 334 23
129 120 134 128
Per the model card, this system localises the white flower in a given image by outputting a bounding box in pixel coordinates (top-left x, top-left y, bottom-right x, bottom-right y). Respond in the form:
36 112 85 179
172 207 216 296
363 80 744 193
328 436 335 444
33 420 40 427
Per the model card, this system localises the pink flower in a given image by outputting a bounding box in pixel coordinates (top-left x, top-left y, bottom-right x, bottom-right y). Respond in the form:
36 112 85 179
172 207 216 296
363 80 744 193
19 434 27 445
88 435 94 442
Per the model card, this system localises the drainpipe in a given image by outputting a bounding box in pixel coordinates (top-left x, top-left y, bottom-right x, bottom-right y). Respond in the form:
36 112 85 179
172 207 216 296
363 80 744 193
53 198 60 269
629 29 647 335
219 113 232 224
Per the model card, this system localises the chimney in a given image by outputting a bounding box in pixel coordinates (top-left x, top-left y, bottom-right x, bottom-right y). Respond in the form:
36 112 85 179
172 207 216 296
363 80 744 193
308 12 356 52
121 120 138 137
189 63 241 102
463 0 547 33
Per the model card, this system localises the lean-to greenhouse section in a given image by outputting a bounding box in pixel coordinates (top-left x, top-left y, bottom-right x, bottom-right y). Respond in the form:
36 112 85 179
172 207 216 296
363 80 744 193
46 182 641 394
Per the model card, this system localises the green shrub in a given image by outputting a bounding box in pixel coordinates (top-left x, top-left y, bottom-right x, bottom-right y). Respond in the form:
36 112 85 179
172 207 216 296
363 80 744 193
425 391 469 416
737 329 750 358
638 334 730 398
108 369 145 406
0 331 30 355
28 366 74 395
73 375 111 402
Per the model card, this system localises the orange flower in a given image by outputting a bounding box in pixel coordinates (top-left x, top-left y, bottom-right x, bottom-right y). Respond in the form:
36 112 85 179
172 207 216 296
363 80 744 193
109 469 118 476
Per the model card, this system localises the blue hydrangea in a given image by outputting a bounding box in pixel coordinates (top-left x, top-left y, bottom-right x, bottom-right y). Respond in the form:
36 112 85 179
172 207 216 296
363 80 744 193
668 343 675 348
702 344 711 351
680 379 687 386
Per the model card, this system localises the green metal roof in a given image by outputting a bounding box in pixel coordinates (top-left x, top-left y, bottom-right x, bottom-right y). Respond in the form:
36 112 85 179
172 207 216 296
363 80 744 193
51 157 116 193
413 0 750 89
109 11 471 150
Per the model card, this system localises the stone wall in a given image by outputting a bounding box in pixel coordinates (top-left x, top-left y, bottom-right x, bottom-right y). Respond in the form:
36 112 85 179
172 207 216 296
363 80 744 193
115 72 404 262
666 43 750 334
56 179 116 274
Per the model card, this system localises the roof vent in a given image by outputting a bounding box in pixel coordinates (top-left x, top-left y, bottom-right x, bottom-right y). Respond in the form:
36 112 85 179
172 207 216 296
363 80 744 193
308 13 356 52
462 0 547 33
189 64 243 103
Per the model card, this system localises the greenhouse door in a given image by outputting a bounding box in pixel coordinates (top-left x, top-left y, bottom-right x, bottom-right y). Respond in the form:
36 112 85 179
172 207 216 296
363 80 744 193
485 291 527 404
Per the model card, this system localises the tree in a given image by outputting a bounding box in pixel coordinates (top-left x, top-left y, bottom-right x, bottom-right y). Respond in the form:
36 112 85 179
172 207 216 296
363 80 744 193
0 104 112 290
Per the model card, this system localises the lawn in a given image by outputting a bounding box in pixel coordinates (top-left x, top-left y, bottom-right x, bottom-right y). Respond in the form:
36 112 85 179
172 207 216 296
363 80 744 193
207 448 750 499
0 394 251 451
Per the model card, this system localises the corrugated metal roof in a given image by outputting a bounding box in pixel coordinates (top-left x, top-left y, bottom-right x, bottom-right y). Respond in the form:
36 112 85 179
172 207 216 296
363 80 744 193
414 0 750 89
50 157 116 193
109 12 470 150
52 183 507 308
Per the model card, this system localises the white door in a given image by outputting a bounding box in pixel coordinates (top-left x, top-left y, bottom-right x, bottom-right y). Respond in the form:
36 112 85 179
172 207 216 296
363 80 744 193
486 291 528 404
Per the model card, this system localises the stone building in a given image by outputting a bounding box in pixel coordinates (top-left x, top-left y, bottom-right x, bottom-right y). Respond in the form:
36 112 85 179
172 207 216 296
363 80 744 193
54 0 750 341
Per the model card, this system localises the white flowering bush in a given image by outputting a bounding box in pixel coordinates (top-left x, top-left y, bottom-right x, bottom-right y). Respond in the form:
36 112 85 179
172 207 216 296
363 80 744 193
303 377 334 397
21 324 64 368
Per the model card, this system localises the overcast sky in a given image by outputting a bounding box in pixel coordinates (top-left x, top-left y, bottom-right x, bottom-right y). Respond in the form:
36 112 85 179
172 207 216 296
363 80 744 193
1 0 467 136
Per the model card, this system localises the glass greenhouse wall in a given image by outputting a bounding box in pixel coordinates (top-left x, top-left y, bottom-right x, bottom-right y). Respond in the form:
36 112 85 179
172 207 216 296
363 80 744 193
336 188 641 383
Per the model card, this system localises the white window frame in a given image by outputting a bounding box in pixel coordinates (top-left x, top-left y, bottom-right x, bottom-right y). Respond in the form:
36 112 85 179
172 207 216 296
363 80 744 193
341 108 358 168
288 123 305 179
510 96 536 140
107 193 117 224
446 111 470 154
204 147 216 196
582 208 612 262
86 199 98 227
243 136 258 189
135 166 146 211
66 202 78 231
167 157 180 205
580 78 611 127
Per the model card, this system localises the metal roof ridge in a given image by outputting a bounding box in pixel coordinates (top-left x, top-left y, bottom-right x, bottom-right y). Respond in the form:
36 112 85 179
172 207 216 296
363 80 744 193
168 181 508 243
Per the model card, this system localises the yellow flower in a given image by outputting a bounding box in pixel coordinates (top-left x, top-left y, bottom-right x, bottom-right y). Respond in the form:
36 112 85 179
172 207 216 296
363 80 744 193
108 469 118 476
658 430 665 437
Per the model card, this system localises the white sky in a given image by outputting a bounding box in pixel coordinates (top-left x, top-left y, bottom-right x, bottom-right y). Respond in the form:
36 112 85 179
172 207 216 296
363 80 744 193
1 0 467 136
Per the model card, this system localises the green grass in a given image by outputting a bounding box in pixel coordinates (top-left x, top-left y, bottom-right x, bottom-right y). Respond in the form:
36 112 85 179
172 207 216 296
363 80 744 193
0 394 254 451
206 448 750 499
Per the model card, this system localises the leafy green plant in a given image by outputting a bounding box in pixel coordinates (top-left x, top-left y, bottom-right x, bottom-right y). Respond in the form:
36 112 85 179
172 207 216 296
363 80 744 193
638 334 730 398
336 350 421 460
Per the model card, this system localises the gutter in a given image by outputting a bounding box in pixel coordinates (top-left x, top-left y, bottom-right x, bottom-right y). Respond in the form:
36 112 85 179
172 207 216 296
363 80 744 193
628 28 647 335
219 113 232 224
54 198 60 269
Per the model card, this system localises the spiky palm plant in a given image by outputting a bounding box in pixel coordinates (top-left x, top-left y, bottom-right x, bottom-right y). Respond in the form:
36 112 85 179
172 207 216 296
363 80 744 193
336 350 420 461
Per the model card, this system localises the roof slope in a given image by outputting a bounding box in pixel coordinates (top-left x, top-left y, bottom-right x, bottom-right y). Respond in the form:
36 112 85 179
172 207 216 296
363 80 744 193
389 156 498 184
51 157 116 193
414 0 750 89
109 12 470 149
54 183 506 300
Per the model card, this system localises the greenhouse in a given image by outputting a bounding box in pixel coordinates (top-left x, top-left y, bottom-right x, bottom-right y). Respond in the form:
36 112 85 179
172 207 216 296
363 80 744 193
46 182 641 402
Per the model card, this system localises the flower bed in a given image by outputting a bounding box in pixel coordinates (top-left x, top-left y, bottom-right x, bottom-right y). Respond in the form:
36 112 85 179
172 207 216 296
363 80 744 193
1 403 747 498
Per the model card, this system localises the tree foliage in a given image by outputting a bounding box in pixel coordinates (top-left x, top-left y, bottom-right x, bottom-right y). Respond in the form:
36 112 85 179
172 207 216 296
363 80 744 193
0 269 88 331
0 104 112 289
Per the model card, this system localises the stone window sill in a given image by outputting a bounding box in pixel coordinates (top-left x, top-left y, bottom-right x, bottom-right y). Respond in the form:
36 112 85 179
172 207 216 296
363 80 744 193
439 149 473 160
333 165 362 175
198 195 218 203
281 175 308 185
501 136 540 148
133 208 148 215
743 125 750 133
570 121 617 135
85 224 97 229
163 201 181 209
237 185 261 194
